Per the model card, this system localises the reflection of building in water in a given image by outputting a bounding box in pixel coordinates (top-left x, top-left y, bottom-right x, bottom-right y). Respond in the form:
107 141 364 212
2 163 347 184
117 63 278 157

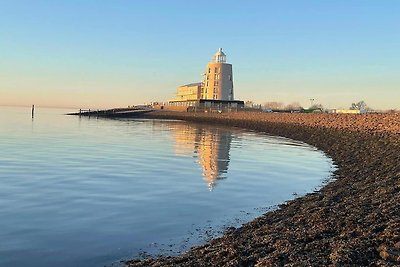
171 122 232 190
197 129 231 190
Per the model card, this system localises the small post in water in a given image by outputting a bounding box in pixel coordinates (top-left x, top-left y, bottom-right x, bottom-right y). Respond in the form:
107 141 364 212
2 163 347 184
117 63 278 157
31 105 35 118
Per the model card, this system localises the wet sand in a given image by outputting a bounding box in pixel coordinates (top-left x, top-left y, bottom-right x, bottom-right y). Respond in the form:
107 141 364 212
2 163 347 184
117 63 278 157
126 111 400 266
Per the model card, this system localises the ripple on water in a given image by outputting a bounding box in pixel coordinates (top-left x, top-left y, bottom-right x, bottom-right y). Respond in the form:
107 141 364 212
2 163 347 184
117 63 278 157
0 107 334 267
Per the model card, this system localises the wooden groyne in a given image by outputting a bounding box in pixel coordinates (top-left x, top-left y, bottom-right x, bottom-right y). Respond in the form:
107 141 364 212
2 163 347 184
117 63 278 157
66 107 153 118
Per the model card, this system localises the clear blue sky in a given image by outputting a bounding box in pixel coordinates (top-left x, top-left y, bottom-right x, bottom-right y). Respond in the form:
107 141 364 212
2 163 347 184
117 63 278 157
1 0 399 109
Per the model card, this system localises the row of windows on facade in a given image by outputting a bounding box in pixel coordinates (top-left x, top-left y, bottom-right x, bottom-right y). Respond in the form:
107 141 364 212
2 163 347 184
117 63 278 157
206 74 232 81
201 87 219 99
169 101 198 106
206 66 234 80
179 95 197 100
176 95 217 100
169 102 240 108
208 67 219 74
205 80 220 87
206 74 220 80
201 87 218 94
178 89 197 94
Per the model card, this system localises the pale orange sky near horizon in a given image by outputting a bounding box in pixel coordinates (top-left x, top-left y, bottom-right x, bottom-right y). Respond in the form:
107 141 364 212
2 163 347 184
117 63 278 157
1 69 398 110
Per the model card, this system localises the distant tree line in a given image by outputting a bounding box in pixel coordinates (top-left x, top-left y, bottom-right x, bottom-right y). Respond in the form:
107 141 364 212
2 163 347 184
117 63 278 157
243 99 398 113
262 101 302 110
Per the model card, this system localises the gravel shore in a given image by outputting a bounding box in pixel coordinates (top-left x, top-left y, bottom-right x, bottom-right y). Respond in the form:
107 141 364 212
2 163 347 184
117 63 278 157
126 111 400 266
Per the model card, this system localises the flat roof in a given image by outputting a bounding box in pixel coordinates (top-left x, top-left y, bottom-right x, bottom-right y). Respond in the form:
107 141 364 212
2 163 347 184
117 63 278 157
180 82 202 87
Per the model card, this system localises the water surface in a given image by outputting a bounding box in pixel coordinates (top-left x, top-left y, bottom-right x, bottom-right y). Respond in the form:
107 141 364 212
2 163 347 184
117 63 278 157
0 107 333 267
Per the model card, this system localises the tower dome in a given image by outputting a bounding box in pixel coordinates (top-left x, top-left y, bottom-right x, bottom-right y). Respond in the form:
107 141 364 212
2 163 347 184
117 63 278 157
213 48 226 63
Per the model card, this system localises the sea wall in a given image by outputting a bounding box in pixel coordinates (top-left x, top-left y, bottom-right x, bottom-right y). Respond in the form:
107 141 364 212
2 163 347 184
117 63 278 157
127 111 400 266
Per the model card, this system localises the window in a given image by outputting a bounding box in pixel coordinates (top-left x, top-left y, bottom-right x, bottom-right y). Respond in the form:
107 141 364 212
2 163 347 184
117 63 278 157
228 75 232 81
214 67 218 73
208 68 211 73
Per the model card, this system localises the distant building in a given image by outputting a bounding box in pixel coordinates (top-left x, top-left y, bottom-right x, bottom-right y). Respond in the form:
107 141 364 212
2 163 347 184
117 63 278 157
168 48 243 111
330 109 362 114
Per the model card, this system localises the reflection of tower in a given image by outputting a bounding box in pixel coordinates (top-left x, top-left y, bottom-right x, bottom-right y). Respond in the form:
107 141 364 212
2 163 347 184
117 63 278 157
202 48 234 100
170 122 232 190
197 129 232 190
172 123 202 157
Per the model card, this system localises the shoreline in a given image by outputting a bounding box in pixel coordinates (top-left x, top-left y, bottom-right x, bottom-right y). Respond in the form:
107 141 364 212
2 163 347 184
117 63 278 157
127 111 400 266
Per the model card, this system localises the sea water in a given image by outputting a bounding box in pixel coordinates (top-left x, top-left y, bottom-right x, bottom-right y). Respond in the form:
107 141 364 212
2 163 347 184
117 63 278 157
0 106 333 267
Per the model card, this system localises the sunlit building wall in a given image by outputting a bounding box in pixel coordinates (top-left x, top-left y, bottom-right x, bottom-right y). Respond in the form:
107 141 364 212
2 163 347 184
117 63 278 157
174 83 202 101
168 48 235 110
202 48 234 101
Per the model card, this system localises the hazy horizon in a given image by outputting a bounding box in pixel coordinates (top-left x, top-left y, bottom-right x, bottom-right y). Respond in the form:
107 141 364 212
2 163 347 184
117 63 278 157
1 1 399 110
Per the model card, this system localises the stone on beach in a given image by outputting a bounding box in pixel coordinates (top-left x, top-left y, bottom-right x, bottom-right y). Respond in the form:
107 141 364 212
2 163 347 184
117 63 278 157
126 111 400 266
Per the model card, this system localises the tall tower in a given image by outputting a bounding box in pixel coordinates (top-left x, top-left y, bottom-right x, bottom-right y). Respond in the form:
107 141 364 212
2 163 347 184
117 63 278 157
202 48 234 100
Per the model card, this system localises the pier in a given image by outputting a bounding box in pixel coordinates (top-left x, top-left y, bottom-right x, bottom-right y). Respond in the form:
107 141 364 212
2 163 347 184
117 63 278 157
67 107 153 118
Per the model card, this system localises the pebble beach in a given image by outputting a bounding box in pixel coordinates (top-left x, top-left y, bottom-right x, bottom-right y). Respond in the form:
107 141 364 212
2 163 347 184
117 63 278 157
126 111 400 266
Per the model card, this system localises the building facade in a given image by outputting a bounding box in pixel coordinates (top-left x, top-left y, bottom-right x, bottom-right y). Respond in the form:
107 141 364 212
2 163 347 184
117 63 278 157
175 82 202 101
167 48 242 111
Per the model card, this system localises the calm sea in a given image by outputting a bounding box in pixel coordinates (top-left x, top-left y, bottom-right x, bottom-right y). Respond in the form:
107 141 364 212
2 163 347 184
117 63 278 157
0 106 333 267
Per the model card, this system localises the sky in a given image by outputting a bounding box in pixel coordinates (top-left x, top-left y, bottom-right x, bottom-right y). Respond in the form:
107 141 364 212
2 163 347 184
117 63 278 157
0 0 399 109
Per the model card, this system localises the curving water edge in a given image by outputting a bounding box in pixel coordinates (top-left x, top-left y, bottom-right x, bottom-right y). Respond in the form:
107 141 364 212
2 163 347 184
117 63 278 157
0 107 334 267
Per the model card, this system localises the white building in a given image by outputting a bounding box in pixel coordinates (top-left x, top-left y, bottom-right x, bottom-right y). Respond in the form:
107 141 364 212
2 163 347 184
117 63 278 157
202 48 234 100
168 48 242 111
